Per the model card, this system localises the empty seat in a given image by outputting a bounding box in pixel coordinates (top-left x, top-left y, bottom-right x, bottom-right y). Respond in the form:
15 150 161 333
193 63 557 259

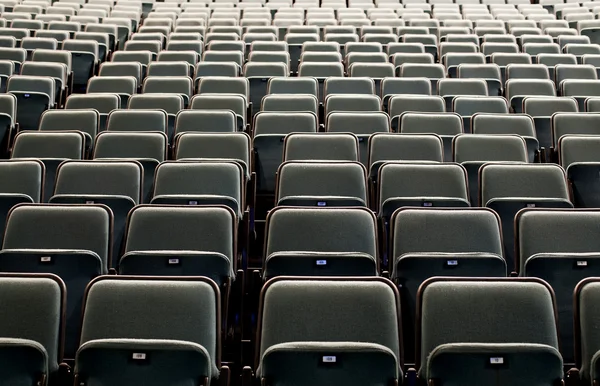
63 39 99 92
523 96 579 155
437 78 488 112
50 160 142 269
190 94 247 131
417 278 562 386
283 133 359 163
256 277 401 384
458 63 503 97
323 77 375 96
0 273 66 385
0 204 111 358
559 135 600 208
151 160 244 218
276 161 367 207
119 205 236 285
65 93 119 132
74 276 222 385
574 278 600 385
87 76 137 109
518 208 600 364
324 94 381 116
454 134 529 206
397 63 445 94
480 163 572 273
263 207 378 278
128 94 184 140
7 75 55 131
391 207 506 364
106 109 168 136
505 79 556 113
398 112 463 161
93 132 168 203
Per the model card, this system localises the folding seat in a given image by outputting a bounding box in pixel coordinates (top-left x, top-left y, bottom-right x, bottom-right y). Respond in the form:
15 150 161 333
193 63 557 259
98 62 142 89
75 32 110 63
0 47 25 74
106 109 168 138
505 63 550 82
85 23 118 52
0 204 111 358
267 76 318 98
74 276 223 385
397 63 446 94
275 161 367 207
118 204 236 284
7 75 55 131
64 93 119 132
582 54 600 78
523 97 579 155
50 160 142 268
62 39 99 92
151 160 244 220
491 53 533 84
416 278 562 386
388 95 446 133
572 277 600 386
380 77 431 111
128 94 184 141
39 110 98 155
21 37 58 60
400 34 437 58
250 41 287 53
367 127 440 178
561 80 600 111
0 273 67 385
555 64 598 93
505 79 556 113
517 209 600 365
552 112 600 158
0 36 16 49
387 42 426 56
442 34 479 45
260 94 319 115
190 94 247 131
348 63 394 94
345 41 383 55
263 207 378 277
481 42 519 58
452 96 509 134
142 76 193 106
87 76 137 108
247 51 290 67
283 132 359 163
480 163 572 273
391 53 434 71
564 43 600 63
297 62 344 102
537 53 578 82
173 110 237 138
390 207 506 364
377 161 469 231
346 52 388 70
324 94 381 117
145 61 189 78
111 50 152 79
444 52 485 78
243 62 288 115
156 51 197 76
323 77 375 97
0 160 43 243
123 40 161 61
437 79 488 112
19 62 67 108
255 276 401 384
0 28 28 46
454 134 529 206
93 131 167 203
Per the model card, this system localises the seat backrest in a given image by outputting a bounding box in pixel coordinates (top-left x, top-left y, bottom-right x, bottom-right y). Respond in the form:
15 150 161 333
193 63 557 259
399 112 463 135
480 163 570 205
324 77 375 96
265 206 377 258
93 132 168 161
552 112 600 147
79 276 220 376
175 110 237 134
324 94 382 114
390 96 446 117
267 77 318 96
0 159 44 202
254 112 318 135
523 96 579 117
53 160 142 204
127 94 184 115
453 134 528 163
559 135 600 169
65 93 120 114
106 109 168 134
283 133 359 161
174 132 250 175
87 76 137 95
471 113 536 137
0 274 65 372
326 111 390 135
260 94 319 114
3 204 111 270
12 131 85 159
39 110 98 141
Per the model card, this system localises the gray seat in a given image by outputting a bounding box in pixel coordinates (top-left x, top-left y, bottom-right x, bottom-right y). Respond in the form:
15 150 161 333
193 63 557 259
0 204 111 358
323 77 375 97
388 95 446 132
518 208 600 365
260 94 319 115
575 278 600 385
377 162 470 222
417 278 563 386
283 133 359 163
367 133 444 183
471 113 540 162
87 76 137 109
391 207 506 364
267 76 318 97
151 160 244 218
480 163 573 273
195 61 240 78
93 131 168 204
174 110 237 138
559 134 600 208
523 97 579 156
398 112 463 162
98 62 143 89
7 75 55 131
128 94 184 141
276 161 367 207
397 63 446 94
324 94 381 116
39 110 99 154
0 94 16 153
437 78 488 112
174 132 251 181
325 111 390 166
453 134 529 206
65 93 120 132
62 39 99 92
256 277 401 385
505 79 556 113
243 62 289 115
75 276 222 385
0 273 65 386
11 131 85 202
263 208 379 278
190 94 247 131
49 160 143 269
452 96 509 133
457 63 503 97
106 109 168 136
380 77 432 111
0 160 43 244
